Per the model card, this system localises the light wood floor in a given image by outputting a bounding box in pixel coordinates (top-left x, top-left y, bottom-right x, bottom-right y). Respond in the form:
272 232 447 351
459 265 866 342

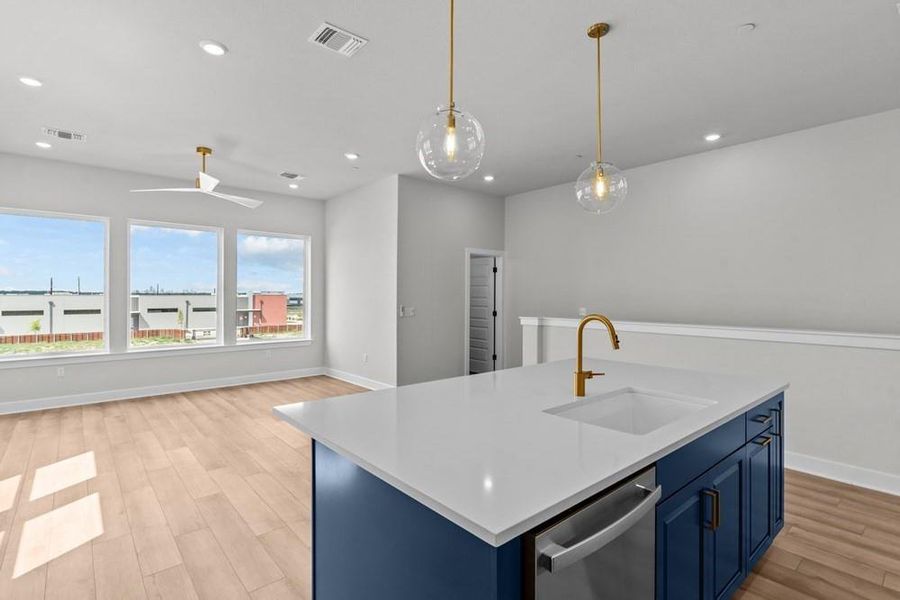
0 375 366 600
0 377 898 599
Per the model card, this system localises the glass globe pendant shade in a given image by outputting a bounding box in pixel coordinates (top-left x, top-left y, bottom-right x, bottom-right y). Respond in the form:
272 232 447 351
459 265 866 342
575 161 627 214
416 105 485 181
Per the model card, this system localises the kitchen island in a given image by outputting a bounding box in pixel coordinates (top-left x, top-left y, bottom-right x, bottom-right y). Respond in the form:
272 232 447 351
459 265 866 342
275 359 787 599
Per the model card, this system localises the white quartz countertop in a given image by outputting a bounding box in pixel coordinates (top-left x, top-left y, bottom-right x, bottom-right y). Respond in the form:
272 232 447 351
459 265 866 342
274 359 788 547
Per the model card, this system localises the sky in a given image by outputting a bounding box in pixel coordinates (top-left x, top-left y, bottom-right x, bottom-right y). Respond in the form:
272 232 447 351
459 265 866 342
0 214 304 295
0 213 105 292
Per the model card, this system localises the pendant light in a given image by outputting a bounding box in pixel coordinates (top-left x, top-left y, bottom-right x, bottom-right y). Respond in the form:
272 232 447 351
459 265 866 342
575 23 627 214
416 0 485 181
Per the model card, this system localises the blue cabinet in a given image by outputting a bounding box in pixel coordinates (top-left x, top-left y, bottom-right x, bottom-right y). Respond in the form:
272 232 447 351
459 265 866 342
747 433 773 566
706 450 746 600
656 448 747 600
656 393 785 600
657 476 706 599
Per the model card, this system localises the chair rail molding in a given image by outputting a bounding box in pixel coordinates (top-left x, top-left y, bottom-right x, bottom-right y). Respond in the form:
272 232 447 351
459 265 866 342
519 317 900 352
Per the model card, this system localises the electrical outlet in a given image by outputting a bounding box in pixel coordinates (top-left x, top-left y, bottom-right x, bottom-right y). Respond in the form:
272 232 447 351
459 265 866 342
362 353 369 364
56 367 65 377
578 307 587 317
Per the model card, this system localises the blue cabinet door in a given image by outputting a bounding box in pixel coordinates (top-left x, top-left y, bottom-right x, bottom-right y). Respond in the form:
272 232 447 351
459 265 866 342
771 404 785 531
747 433 774 567
657 447 747 600
656 476 707 600
705 449 747 600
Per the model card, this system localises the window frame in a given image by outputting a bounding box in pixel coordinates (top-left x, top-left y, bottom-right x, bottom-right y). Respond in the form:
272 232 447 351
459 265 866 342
235 229 312 344
0 207 110 362
126 219 225 353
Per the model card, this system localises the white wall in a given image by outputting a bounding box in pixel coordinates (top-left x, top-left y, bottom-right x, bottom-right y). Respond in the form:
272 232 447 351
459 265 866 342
523 319 900 493
0 153 325 409
505 108 900 368
396 176 505 385
325 176 399 387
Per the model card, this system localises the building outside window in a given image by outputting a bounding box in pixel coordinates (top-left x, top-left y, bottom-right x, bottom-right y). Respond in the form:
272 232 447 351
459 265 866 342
236 232 308 342
129 223 221 348
0 211 107 357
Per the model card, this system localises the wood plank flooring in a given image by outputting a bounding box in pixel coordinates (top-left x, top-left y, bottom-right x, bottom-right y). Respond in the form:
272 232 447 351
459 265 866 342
0 376 897 599
0 375 364 600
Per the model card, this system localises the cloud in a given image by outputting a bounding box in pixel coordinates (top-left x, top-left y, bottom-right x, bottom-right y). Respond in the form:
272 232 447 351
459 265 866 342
132 225 204 237
239 235 304 270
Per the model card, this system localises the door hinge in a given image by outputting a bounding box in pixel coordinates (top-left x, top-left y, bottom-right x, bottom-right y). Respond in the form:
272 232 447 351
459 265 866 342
492 266 498 273
492 310 497 317
492 354 497 361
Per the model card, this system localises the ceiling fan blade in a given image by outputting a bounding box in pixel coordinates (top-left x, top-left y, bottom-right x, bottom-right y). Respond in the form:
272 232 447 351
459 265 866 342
130 188 201 193
205 191 264 209
197 171 220 192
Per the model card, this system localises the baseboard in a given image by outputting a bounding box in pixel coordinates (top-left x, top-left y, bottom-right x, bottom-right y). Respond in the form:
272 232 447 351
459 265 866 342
786 451 900 497
0 367 327 415
323 368 395 391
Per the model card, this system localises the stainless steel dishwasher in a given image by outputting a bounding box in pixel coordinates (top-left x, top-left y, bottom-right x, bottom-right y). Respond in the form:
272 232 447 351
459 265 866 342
525 467 660 600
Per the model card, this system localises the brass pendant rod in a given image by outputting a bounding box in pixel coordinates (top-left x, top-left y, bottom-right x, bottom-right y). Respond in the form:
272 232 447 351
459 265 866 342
449 0 455 110
595 34 602 165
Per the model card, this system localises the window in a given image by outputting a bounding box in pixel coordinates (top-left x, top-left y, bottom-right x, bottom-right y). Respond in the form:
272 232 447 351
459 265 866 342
0 211 106 357
129 223 221 348
2 310 45 317
236 232 308 342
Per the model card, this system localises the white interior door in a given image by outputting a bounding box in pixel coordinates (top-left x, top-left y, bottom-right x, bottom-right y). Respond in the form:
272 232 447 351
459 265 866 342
469 257 496 374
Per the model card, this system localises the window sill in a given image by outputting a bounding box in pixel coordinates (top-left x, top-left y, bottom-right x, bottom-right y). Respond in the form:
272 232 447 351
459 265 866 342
0 338 315 370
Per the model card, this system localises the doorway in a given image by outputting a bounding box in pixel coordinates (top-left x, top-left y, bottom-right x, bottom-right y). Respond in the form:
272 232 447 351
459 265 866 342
464 249 503 375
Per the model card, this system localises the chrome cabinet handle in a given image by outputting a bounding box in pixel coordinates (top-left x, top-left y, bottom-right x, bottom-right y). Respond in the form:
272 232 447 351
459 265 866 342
752 414 772 425
538 484 662 573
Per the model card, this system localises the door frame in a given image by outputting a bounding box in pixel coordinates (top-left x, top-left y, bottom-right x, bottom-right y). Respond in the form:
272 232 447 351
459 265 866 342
464 248 504 375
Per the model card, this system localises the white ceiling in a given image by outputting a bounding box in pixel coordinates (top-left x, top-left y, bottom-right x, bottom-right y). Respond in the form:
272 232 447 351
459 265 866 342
3 1 900 200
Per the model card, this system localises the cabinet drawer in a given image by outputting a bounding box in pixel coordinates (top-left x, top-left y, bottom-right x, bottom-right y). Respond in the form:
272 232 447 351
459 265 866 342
657 415 744 502
746 394 783 442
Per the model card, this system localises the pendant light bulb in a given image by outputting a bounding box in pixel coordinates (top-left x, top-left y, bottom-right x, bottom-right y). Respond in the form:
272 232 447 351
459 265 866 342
594 169 608 198
575 23 627 214
443 112 458 161
416 0 485 180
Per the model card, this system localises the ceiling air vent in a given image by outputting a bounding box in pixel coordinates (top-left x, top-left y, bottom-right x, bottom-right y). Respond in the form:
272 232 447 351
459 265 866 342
42 127 87 142
279 171 303 180
308 22 367 57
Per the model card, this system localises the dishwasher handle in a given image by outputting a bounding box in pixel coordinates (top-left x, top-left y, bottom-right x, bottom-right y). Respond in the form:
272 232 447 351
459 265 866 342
539 483 662 573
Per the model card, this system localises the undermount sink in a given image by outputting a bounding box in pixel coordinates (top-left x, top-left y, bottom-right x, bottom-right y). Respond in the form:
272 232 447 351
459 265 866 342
545 387 717 435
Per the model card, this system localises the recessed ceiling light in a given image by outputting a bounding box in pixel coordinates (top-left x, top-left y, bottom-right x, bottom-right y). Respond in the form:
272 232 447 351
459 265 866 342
344 152 359 161
35 141 52 149
289 183 299 189
704 133 722 142
19 76 43 87
483 175 495 182
199 40 228 56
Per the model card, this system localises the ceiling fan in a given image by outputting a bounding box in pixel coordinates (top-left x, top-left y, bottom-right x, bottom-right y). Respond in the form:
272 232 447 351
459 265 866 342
130 146 263 209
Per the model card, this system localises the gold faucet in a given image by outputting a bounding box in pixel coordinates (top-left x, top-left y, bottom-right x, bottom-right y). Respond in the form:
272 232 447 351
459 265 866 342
574 313 621 396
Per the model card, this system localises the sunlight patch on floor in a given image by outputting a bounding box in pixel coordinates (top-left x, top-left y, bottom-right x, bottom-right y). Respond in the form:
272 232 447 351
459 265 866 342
29 451 96 501
0 475 21 514
13 492 103 578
